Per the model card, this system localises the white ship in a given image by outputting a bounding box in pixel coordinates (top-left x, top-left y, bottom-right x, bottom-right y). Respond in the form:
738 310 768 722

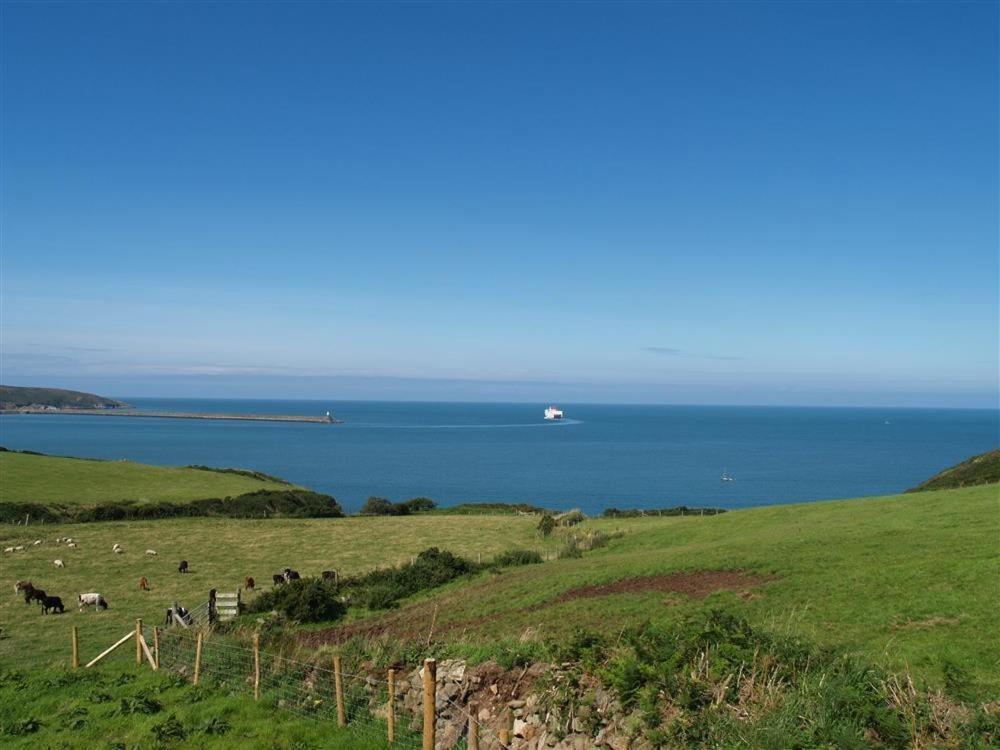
544 405 564 421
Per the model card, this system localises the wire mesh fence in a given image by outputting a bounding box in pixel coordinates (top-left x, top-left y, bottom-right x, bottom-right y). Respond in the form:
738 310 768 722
156 628 428 749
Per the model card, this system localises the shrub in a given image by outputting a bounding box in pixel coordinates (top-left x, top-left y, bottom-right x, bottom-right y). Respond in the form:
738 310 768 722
360 497 404 516
537 514 556 537
343 547 477 608
556 509 585 526
402 497 437 512
494 549 543 567
248 579 346 623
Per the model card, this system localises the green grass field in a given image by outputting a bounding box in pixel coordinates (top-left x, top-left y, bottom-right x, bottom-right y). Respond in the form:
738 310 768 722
0 514 557 669
0 667 408 749
2 484 997 700
0 452 294 505
367 484 1000 697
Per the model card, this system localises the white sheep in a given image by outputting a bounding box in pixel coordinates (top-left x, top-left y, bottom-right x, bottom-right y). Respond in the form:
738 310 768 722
112 543 122 551
3 547 13 554
32 540 42 546
145 549 157 556
114 548 124 555
54 559 65 568
14 546 25 551
67 543 77 549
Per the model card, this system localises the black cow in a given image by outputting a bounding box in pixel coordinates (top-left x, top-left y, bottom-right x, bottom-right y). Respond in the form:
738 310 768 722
321 570 338 582
25 588 46 606
272 574 285 586
283 568 300 581
178 560 189 574
41 596 65 614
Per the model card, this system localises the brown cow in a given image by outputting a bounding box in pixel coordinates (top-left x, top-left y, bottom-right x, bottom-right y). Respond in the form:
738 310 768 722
244 576 255 590
138 576 149 591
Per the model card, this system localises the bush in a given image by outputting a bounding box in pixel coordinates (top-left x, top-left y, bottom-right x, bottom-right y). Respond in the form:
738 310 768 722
402 497 437 512
494 549 543 567
555 509 585 526
248 579 346 623
537 514 556 537
361 496 399 516
359 496 437 516
343 547 477 608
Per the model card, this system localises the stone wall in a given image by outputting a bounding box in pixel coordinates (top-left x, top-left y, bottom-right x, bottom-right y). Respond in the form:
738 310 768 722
370 659 651 750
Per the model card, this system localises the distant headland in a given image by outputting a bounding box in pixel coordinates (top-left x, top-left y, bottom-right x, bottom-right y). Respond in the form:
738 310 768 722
0 385 340 424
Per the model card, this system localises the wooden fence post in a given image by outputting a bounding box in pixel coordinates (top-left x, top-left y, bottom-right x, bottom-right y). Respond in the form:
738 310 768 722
135 619 143 666
387 668 396 743
193 631 203 685
468 699 479 750
252 633 261 701
71 626 79 669
333 655 346 727
422 658 436 750
152 627 160 669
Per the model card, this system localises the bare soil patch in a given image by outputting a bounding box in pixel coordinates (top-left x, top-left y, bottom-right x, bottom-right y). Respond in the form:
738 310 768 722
553 570 773 603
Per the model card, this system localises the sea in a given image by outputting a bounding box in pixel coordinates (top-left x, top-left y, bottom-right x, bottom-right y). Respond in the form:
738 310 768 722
1 399 996 514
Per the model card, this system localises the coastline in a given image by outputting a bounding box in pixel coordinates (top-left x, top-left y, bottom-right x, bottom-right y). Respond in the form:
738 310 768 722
0 408 340 424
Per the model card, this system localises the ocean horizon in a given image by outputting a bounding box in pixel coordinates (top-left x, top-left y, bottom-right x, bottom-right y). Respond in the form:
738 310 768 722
1 397 996 514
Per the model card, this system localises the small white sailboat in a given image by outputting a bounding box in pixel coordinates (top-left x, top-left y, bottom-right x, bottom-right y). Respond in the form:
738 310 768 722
720 468 734 482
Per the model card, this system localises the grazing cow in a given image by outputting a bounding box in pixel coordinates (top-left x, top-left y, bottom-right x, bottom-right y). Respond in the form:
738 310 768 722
244 576 255 590
41 596 65 614
321 570 339 583
139 576 150 591
283 568 300 581
178 560 189 574
145 549 157 556
54 559 65 568
272 574 285 586
78 593 109 611
15 580 32 594
25 587 47 606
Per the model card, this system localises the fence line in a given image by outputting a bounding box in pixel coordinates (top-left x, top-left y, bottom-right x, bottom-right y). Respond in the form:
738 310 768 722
60 623 519 749
155 628 429 748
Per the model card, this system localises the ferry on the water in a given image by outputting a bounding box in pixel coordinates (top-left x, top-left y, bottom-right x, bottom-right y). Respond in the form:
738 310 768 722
544 405 564 420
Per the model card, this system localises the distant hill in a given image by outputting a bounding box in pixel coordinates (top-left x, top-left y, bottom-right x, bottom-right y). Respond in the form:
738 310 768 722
0 450 343 521
906 448 1000 492
0 385 129 410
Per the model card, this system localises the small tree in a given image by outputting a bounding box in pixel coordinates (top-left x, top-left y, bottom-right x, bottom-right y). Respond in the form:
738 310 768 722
537 514 556 537
403 497 437 513
360 497 395 516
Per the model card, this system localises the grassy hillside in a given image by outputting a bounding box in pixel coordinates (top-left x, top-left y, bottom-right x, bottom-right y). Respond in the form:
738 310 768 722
0 452 293 504
0 514 556 669
323 485 1000 698
0 452 341 522
0 385 128 409
0 667 403 749
2 485 997 699
907 448 1000 491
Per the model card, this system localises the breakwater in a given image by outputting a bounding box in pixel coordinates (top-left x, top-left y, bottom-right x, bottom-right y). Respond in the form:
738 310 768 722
2 409 340 424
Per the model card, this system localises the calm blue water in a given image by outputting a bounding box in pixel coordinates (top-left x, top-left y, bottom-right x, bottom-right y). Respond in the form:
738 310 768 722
1 400 996 514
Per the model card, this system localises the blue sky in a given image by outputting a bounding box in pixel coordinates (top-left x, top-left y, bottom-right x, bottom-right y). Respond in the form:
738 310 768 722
2 1 997 407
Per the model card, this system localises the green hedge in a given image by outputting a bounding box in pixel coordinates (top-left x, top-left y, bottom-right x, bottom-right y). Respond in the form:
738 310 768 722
0 489 343 523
